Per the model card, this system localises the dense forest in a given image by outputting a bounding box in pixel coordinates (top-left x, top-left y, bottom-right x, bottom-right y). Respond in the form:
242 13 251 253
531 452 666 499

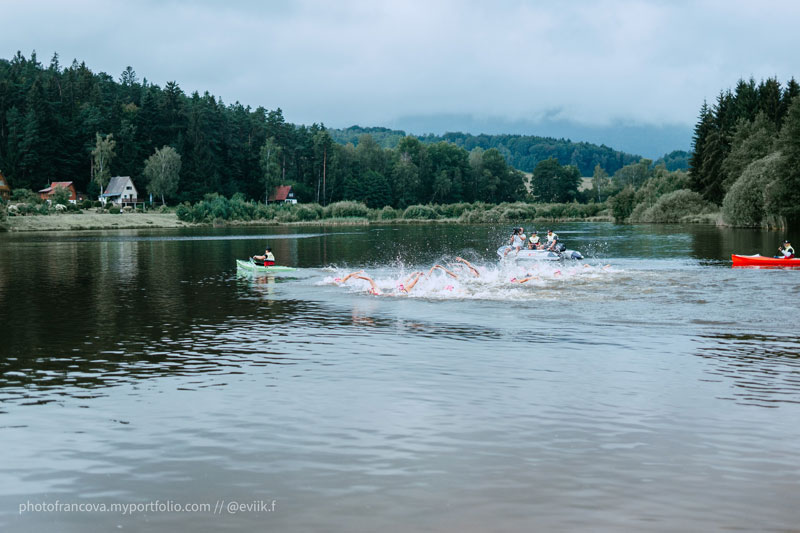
0 51 687 212
688 77 800 226
602 76 800 228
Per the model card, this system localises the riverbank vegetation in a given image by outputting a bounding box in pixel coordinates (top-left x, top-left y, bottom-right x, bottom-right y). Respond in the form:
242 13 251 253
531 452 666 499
3 52 797 230
175 196 609 225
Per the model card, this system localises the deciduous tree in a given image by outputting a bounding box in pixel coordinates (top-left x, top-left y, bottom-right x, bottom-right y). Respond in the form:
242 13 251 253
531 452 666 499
144 145 181 205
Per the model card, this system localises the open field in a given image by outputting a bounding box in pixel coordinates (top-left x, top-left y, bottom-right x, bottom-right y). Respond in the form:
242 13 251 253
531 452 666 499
7 213 191 232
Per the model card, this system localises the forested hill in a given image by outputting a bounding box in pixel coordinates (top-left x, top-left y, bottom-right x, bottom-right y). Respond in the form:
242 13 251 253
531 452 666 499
329 126 662 176
0 51 686 208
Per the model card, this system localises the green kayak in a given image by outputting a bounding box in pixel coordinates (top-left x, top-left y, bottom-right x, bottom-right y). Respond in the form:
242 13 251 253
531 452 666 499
236 259 297 273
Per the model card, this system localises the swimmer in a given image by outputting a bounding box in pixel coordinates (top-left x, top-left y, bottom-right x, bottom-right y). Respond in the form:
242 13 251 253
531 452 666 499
397 271 424 293
428 264 459 278
453 257 480 277
334 270 364 284
351 275 382 296
510 275 539 284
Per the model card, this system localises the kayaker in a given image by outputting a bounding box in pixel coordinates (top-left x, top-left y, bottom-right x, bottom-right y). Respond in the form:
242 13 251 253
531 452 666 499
776 240 795 259
253 247 275 266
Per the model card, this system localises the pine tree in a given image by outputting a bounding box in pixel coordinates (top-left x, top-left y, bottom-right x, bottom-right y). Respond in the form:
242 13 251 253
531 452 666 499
772 96 800 221
689 101 713 193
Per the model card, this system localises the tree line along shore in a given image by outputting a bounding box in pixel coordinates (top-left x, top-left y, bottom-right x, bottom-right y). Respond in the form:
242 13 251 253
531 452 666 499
1 51 798 231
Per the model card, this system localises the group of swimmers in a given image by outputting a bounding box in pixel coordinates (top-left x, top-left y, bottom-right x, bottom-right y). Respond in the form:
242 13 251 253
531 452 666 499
506 227 560 255
333 257 480 296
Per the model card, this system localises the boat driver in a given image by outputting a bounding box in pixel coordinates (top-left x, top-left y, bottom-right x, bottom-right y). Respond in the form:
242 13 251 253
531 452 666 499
545 230 559 251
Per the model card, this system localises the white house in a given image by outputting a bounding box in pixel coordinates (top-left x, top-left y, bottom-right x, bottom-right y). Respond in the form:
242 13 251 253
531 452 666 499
100 176 138 205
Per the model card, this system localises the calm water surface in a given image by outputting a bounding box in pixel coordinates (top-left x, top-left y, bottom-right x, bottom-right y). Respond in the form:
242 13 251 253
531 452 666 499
1 222 799 532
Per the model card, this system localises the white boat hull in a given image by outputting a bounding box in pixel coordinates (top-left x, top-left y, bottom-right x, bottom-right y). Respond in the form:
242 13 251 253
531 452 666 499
497 246 583 261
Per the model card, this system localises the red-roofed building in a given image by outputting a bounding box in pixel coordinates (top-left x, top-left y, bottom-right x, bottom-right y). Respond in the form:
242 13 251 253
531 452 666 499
0 171 10 201
268 185 297 204
38 182 78 203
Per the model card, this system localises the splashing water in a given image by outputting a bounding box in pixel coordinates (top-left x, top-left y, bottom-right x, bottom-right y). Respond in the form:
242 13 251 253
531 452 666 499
318 258 619 301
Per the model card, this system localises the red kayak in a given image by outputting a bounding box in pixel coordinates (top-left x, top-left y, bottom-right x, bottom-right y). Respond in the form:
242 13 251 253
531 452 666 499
732 254 800 267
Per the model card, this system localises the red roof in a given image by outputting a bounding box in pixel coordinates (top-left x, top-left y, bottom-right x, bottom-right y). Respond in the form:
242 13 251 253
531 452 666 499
38 181 74 193
269 185 293 202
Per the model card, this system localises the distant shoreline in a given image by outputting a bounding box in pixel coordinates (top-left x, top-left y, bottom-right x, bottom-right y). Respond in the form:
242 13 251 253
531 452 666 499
6 212 620 232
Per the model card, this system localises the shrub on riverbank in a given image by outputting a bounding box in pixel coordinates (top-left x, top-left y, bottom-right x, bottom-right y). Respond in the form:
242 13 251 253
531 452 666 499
324 201 369 219
629 189 715 223
173 194 610 225
403 205 439 220
721 152 780 227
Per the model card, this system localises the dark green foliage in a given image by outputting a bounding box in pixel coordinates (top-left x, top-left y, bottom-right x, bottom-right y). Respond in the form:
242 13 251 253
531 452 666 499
690 77 798 206
0 52 625 211
613 158 653 188
653 150 690 171
11 188 41 204
360 170 392 208
530 158 581 203
630 189 712 223
770 95 800 220
378 206 398 220
330 127 640 176
109 206 121 214
402 205 439 220
722 153 779 227
720 113 776 191
323 201 369 218
609 187 636 222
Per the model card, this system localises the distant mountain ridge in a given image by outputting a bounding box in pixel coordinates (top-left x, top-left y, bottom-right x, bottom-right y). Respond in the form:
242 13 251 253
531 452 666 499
329 126 689 176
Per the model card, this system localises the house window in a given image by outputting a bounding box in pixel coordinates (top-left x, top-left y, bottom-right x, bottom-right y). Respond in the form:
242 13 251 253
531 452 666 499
126 186 132 190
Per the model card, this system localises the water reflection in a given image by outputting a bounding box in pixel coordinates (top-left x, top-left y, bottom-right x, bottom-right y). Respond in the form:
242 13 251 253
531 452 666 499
3 223 800 531
696 333 800 407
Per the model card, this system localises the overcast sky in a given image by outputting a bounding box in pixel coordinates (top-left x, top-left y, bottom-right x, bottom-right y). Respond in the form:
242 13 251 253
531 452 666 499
2 0 800 148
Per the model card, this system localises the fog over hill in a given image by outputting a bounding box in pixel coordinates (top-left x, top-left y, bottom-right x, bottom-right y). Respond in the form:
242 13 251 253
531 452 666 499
381 114 691 160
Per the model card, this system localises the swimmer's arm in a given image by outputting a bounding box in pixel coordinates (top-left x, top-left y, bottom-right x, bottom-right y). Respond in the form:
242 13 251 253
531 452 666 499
404 272 424 292
353 275 379 292
454 257 479 277
339 270 365 283
431 265 458 278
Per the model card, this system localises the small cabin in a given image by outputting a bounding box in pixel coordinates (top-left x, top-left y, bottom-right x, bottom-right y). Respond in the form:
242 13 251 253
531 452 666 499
38 182 78 203
269 185 297 204
0 171 10 201
101 176 138 205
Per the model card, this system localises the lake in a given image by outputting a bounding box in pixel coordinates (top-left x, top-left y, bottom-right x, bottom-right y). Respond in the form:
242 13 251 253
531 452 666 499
1 222 799 532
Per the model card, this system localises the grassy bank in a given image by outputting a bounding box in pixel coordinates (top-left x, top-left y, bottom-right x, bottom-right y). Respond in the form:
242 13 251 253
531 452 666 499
8 213 192 232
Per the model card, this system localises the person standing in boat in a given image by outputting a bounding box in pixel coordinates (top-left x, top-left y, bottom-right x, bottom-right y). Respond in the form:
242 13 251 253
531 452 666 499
776 240 795 259
253 246 275 266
